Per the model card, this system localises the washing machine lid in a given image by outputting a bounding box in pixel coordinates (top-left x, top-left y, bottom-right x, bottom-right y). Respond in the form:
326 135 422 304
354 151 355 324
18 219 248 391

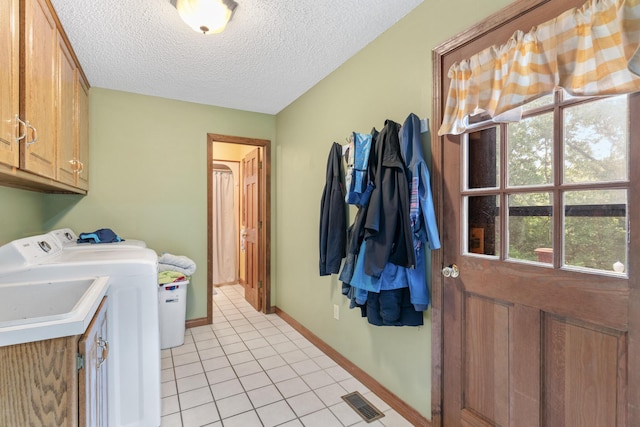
0 234 158 281
48 228 147 249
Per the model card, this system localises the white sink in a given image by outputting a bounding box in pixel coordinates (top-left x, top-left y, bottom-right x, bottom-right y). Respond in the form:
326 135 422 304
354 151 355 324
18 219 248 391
0 276 109 346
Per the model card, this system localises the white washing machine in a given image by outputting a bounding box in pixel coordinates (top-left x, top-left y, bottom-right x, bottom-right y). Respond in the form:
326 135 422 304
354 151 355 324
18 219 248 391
48 227 147 250
0 233 161 427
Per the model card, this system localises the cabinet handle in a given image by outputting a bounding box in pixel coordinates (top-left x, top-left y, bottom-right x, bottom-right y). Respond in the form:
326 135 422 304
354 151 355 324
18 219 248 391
77 161 84 173
26 122 38 146
15 115 27 142
97 338 109 369
68 159 78 170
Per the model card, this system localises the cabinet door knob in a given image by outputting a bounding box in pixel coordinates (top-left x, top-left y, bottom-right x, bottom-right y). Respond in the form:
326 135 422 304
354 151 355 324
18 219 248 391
26 122 38 146
15 115 27 142
97 338 109 369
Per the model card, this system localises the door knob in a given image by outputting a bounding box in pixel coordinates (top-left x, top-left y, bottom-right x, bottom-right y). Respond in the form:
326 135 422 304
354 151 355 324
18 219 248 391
442 264 459 278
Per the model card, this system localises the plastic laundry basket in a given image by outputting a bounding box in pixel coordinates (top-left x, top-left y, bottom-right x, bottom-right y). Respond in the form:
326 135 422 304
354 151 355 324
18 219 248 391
158 279 189 349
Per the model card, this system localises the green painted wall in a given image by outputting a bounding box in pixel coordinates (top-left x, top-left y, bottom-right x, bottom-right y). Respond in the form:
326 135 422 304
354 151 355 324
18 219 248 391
0 186 45 244
43 88 277 321
274 0 513 418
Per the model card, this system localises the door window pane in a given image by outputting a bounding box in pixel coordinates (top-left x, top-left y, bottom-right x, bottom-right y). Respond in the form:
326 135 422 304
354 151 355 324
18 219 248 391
466 127 499 190
563 95 628 183
507 192 553 264
507 113 554 187
563 190 627 273
522 94 554 112
466 195 500 257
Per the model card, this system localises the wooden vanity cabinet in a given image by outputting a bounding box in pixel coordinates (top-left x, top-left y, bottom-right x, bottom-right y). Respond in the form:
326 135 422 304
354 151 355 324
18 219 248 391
0 0 90 193
0 297 109 427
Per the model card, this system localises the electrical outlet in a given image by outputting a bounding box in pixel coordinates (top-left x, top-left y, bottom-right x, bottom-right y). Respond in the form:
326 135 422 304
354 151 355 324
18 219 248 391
333 304 340 320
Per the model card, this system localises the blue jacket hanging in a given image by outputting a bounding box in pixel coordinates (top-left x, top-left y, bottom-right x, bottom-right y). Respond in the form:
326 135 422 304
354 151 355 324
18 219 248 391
344 132 374 206
399 113 441 310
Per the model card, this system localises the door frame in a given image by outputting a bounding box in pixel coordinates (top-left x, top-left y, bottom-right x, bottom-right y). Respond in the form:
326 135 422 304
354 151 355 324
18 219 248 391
430 0 564 424
207 133 272 323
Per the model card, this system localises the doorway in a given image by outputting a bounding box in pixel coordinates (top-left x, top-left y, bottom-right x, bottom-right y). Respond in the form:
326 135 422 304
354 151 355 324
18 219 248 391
431 0 640 425
207 134 271 324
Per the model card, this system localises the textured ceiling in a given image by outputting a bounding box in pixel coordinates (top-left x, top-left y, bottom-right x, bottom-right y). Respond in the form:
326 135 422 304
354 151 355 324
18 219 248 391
49 0 423 114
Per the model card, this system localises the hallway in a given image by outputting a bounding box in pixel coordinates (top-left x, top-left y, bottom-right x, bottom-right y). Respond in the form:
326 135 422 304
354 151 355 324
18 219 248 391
160 284 413 426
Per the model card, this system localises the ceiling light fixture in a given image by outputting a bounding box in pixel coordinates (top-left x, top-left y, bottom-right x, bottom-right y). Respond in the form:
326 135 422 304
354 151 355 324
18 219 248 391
172 0 238 34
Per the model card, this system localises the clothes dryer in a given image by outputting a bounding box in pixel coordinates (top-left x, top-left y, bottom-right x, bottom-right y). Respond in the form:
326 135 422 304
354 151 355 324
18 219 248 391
0 233 160 427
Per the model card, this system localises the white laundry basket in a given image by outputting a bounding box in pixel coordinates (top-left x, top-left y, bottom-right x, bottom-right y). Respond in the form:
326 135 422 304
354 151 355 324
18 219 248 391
158 279 189 349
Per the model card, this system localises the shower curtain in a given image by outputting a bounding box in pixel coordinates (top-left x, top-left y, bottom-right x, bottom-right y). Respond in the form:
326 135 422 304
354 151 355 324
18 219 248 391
212 169 238 285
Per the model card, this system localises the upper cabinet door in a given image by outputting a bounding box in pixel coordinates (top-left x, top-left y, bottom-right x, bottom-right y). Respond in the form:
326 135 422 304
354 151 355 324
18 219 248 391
21 0 58 179
76 75 90 190
56 36 77 187
0 0 20 167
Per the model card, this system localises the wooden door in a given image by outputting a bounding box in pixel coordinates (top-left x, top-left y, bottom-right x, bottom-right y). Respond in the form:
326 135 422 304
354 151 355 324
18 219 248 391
434 1 639 425
78 298 109 427
0 0 20 167
21 0 57 178
56 35 77 186
243 147 261 311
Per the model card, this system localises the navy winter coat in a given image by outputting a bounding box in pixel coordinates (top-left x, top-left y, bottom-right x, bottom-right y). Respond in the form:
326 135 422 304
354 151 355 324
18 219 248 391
319 142 347 276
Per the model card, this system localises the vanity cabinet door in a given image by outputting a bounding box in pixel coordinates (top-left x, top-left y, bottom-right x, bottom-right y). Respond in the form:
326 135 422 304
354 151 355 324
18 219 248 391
78 297 108 427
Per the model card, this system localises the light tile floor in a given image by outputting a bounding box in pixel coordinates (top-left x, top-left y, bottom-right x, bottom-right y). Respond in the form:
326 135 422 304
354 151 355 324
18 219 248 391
160 284 414 427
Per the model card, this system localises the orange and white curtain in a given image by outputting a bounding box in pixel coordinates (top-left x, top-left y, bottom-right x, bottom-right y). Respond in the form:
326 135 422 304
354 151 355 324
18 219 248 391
438 0 640 136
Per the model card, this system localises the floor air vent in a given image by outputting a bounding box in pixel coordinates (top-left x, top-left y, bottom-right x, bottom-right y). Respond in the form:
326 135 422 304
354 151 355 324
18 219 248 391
341 391 385 423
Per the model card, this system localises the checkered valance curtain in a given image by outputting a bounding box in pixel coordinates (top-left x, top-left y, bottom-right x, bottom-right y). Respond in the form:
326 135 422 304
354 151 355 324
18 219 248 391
438 0 640 136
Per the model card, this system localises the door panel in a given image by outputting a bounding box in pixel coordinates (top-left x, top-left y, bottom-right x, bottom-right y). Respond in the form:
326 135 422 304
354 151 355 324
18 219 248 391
464 296 510 427
243 147 260 311
544 317 624 427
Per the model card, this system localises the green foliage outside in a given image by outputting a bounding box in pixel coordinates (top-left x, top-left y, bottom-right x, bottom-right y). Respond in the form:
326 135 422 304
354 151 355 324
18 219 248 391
504 94 628 271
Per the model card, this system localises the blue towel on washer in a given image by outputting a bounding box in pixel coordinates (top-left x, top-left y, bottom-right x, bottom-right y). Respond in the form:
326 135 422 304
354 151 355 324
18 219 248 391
77 228 123 244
